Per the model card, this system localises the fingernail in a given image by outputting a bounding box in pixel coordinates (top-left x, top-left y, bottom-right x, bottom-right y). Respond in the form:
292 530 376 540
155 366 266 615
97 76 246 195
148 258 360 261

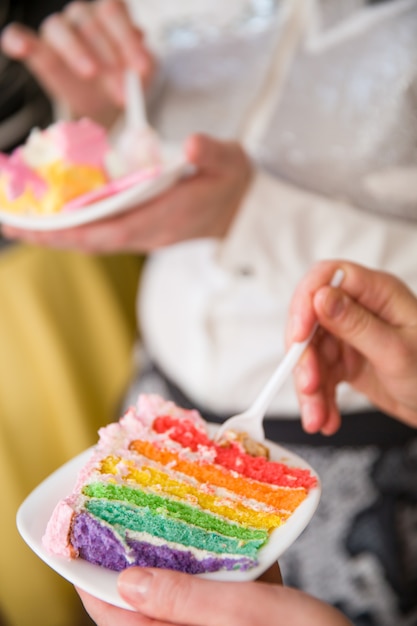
301 402 317 432
322 289 346 319
118 568 154 604
3 33 25 55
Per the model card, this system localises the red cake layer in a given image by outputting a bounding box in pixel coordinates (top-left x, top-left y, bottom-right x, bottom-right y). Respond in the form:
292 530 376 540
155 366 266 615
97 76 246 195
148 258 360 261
152 415 317 489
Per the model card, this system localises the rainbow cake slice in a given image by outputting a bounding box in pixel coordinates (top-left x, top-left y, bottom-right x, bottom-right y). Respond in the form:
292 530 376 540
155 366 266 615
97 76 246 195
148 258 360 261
43 394 317 574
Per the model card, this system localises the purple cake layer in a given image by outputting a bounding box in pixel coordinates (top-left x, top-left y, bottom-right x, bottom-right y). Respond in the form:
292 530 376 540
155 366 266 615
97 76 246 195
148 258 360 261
71 512 256 573
71 512 128 571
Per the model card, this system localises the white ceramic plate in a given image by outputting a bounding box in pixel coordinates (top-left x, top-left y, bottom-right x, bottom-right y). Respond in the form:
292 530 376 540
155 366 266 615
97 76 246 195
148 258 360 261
17 433 321 611
0 148 191 231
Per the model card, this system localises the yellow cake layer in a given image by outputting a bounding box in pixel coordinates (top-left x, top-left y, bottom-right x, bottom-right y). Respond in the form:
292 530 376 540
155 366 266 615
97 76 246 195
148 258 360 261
100 455 286 530
38 162 106 214
0 184 41 214
0 162 106 215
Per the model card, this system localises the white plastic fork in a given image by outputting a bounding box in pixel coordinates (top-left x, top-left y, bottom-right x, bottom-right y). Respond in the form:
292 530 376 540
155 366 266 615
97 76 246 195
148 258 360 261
118 0 159 165
215 269 345 443
123 0 146 132
124 68 147 133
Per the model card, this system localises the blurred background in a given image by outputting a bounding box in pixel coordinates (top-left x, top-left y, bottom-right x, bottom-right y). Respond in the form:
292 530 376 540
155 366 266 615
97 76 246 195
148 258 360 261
0 2 140 625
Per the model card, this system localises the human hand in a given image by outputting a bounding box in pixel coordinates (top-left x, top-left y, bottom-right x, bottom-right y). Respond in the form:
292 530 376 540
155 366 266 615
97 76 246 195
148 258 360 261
1 133 252 252
287 260 417 434
0 0 155 126
77 566 351 626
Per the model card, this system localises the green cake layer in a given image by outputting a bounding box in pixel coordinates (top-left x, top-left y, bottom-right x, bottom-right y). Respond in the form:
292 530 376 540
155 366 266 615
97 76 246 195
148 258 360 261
85 498 265 558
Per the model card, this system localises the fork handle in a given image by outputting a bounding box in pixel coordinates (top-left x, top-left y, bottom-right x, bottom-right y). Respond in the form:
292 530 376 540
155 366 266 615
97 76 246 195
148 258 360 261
249 268 345 418
249 340 311 418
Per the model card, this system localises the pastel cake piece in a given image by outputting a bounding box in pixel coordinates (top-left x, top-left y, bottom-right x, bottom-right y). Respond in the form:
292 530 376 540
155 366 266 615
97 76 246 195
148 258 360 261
0 119 109 215
43 394 317 574
0 118 162 216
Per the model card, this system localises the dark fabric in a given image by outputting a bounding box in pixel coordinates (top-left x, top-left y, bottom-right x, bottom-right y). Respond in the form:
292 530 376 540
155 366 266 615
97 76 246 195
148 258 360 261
0 0 72 153
1 0 73 30
278 439 417 626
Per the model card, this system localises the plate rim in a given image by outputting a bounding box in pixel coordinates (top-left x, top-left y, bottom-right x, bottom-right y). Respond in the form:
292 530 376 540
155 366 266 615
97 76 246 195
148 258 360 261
0 154 190 232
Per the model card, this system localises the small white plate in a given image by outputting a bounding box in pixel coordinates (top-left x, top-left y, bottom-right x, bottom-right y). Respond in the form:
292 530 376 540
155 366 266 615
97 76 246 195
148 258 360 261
0 148 191 232
17 435 320 610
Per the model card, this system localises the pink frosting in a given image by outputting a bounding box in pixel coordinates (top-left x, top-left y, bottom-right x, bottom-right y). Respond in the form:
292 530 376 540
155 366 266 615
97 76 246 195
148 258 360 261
41 394 211 560
42 498 78 559
136 394 206 429
49 118 110 168
0 151 46 200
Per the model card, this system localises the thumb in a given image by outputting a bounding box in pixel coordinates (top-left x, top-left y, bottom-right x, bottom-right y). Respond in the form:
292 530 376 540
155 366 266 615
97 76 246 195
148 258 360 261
184 133 243 175
118 568 352 626
118 568 271 626
313 286 395 367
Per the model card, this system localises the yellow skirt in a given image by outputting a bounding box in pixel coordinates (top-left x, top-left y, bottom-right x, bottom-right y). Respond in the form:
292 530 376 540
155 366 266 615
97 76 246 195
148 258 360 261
0 244 141 626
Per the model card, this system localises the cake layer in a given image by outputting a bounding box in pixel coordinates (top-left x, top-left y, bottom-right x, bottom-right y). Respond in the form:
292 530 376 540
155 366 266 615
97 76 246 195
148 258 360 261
83 483 268 542
153 415 317 489
71 513 256 573
100 455 286 528
129 439 307 511
84 499 264 557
